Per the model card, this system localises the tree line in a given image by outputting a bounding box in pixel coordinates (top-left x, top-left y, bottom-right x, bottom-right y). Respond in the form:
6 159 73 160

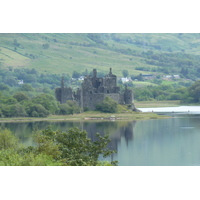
1 66 200 117
133 80 200 103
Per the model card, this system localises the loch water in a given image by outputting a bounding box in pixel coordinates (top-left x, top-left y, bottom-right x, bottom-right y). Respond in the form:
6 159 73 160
1 106 200 166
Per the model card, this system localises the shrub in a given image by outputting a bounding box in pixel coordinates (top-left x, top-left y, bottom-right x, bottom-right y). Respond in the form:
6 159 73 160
96 96 118 113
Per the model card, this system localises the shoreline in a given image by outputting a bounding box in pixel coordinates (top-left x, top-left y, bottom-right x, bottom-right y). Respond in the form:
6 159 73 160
0 112 169 123
1 101 187 123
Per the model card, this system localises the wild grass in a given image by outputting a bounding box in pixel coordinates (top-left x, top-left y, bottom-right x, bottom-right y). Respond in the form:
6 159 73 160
0 111 168 123
135 100 181 108
0 33 165 76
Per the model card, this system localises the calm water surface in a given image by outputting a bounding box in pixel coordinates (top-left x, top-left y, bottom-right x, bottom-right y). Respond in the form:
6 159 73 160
1 106 200 166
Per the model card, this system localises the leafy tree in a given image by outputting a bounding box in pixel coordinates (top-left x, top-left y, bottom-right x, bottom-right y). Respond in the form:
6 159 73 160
32 94 59 114
96 96 118 113
122 69 129 78
1 103 27 117
188 80 200 102
32 127 117 166
126 81 134 87
0 129 19 150
11 104 27 117
136 73 143 81
25 103 50 117
65 100 80 114
2 97 18 105
168 93 182 100
0 149 62 166
13 39 20 47
13 92 29 102
72 71 81 78
23 74 37 83
4 76 18 86
33 130 61 160
0 84 10 91
58 103 71 115
20 84 34 92
0 127 117 166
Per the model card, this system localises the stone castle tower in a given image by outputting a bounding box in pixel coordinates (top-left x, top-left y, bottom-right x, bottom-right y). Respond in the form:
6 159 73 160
55 68 135 110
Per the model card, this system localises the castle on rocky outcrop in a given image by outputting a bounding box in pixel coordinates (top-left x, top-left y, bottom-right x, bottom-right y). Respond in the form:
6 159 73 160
55 68 135 111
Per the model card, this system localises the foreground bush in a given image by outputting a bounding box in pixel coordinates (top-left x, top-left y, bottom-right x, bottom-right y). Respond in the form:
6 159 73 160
0 127 117 166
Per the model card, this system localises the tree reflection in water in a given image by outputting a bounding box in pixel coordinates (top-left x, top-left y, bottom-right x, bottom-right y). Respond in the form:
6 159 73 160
0 120 137 152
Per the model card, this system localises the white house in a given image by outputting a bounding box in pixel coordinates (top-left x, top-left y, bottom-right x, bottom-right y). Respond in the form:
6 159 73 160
18 80 24 84
121 77 132 83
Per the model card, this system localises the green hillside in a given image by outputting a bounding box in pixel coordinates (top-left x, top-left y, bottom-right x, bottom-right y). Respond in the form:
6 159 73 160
1 33 200 77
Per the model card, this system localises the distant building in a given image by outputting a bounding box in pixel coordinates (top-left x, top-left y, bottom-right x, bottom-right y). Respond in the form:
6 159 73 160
18 80 24 84
121 77 132 83
173 75 180 79
55 68 136 111
163 75 180 80
78 76 85 81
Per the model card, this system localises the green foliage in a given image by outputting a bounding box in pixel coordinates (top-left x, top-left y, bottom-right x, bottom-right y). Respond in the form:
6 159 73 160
96 96 118 113
33 127 117 166
0 129 19 150
133 84 189 101
65 100 80 114
2 33 200 80
0 149 62 166
1 97 18 105
122 69 129 77
187 80 200 103
13 92 29 102
8 104 27 117
58 103 71 115
0 129 61 166
32 94 59 114
0 84 10 91
0 127 117 166
72 71 81 78
25 103 50 117
58 100 81 115
20 84 34 92
4 76 18 86
33 130 61 160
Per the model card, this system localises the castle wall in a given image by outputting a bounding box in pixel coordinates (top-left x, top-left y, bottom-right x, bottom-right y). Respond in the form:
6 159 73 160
55 87 73 104
82 93 120 110
55 68 134 111
124 88 133 104
104 77 117 93
83 93 105 110
55 88 61 103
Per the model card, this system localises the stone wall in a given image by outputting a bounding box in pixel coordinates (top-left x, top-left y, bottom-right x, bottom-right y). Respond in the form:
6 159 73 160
55 68 134 111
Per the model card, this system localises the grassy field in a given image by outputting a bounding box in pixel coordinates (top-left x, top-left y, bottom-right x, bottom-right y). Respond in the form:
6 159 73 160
132 81 157 87
0 33 157 76
134 100 181 108
0 111 168 123
1 33 200 77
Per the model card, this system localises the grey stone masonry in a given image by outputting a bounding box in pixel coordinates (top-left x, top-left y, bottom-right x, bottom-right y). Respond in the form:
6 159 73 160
55 68 135 111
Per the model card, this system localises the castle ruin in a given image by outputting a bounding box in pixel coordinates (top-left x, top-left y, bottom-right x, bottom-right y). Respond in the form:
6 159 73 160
55 68 135 111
